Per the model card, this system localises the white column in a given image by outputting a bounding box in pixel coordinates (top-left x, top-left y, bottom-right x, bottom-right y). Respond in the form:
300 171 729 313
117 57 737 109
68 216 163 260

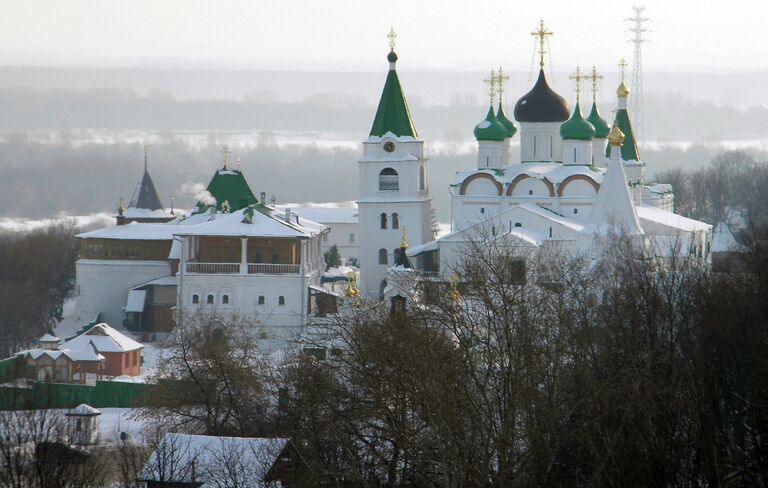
240 237 248 275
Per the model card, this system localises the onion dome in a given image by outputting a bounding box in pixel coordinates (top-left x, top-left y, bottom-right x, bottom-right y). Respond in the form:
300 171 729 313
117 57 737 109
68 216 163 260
560 103 595 140
586 101 610 138
474 106 508 141
617 80 629 97
496 103 517 138
387 50 398 63
608 123 625 146
514 69 570 122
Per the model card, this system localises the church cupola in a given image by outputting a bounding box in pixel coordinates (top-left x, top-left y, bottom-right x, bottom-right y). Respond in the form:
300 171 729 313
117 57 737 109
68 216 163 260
119 145 175 224
586 67 610 167
515 20 570 163
475 70 511 169
560 68 595 165
195 145 258 213
495 67 517 138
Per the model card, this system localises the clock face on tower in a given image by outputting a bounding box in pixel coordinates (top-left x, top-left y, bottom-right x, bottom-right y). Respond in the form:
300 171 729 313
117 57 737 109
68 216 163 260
383 141 396 153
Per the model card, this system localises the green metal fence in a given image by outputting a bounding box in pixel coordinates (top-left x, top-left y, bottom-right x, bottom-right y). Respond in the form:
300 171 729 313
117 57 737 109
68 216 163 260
0 380 154 410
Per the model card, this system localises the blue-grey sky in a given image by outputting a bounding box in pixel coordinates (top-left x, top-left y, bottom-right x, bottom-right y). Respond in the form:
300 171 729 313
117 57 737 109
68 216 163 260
0 0 765 71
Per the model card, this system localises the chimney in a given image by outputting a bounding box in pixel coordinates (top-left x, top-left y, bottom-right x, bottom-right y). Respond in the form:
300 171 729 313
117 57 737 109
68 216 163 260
209 207 216 220
284 208 291 222
260 191 266 204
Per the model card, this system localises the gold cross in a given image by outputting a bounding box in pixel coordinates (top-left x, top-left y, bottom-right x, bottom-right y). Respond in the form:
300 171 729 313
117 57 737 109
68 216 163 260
401 226 408 248
531 19 553 68
483 69 497 105
589 65 603 101
569 66 584 104
619 58 628 82
496 66 510 103
387 27 397 51
221 145 230 169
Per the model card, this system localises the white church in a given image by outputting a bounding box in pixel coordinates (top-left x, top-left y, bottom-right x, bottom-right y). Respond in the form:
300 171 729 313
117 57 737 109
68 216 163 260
74 21 713 348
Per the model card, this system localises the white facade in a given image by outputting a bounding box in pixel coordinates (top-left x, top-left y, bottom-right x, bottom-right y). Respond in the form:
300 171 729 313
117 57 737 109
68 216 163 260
477 139 511 169
358 135 433 298
76 259 171 327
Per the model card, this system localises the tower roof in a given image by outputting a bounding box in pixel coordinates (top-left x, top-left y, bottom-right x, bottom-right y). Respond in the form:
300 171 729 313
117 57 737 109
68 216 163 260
513 69 570 123
496 103 518 138
605 107 640 161
560 103 595 141
196 168 258 213
584 137 643 237
128 152 164 211
369 51 418 139
586 101 610 138
474 106 508 141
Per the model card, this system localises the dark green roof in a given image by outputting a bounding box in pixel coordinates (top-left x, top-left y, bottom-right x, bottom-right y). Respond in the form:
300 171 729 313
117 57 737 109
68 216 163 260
474 106 508 142
369 51 418 138
586 101 610 138
496 103 517 138
560 103 595 141
129 169 163 210
606 108 640 161
195 168 258 213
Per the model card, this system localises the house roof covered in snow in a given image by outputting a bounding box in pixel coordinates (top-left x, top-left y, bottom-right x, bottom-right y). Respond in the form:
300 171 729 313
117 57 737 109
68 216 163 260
64 323 143 353
277 204 358 224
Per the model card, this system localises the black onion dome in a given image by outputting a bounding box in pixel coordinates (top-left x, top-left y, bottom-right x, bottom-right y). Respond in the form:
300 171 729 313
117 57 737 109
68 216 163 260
513 69 570 123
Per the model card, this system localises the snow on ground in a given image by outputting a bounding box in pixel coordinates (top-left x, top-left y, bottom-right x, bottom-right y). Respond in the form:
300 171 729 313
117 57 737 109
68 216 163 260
54 297 81 339
98 408 148 444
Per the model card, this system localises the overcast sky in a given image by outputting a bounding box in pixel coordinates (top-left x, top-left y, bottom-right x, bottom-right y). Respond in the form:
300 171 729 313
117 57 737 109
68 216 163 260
1 0 765 72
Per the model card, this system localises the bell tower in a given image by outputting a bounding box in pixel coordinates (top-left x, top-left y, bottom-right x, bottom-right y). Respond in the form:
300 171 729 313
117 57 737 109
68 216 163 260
357 29 434 299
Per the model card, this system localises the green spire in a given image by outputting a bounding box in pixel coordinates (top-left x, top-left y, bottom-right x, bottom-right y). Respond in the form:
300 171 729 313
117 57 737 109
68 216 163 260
474 106 508 141
195 157 258 214
560 103 595 141
586 101 610 138
496 103 517 138
605 107 640 161
369 51 418 138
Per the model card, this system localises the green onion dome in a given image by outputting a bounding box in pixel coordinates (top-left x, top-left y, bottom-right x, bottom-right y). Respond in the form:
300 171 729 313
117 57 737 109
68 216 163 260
474 106 508 142
559 103 596 141
387 50 398 63
496 103 517 138
586 101 610 138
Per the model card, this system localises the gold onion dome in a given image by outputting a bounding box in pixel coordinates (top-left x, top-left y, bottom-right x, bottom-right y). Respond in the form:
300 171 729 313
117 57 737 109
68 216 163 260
608 123 625 146
616 80 630 97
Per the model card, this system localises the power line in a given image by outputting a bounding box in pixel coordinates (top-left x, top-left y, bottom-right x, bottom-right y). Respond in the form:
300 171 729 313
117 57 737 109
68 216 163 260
626 5 649 143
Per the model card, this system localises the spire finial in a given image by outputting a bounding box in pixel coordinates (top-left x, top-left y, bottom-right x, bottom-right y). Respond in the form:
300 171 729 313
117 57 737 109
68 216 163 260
143 143 148 171
531 19 553 68
237 155 241 171
387 27 397 51
496 66 509 104
401 226 408 248
170 195 175 215
619 58 628 82
344 272 360 298
483 69 497 106
608 120 625 147
589 65 603 102
117 197 125 216
221 145 230 170
569 66 584 104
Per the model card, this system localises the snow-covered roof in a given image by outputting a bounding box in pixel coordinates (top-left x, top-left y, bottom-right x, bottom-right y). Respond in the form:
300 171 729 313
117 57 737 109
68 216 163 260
140 433 290 485
452 162 605 187
125 290 147 313
582 154 643 237
65 323 143 353
77 221 188 241
39 333 60 343
636 205 711 233
278 204 358 224
16 348 105 362
79 205 326 242
67 404 101 416
132 275 178 288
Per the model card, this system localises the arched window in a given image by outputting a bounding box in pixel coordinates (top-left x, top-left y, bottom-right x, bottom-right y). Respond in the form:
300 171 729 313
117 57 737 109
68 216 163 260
528 190 533 195
573 208 578 215
380 213 388 229
378 248 388 265
222 295 229 305
192 294 199 304
419 165 426 190
379 168 399 191
258 296 265 305
514 222 522 228
206 294 214 305
573 147 577 163
278 296 285 306
392 213 399 229
533 136 537 157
